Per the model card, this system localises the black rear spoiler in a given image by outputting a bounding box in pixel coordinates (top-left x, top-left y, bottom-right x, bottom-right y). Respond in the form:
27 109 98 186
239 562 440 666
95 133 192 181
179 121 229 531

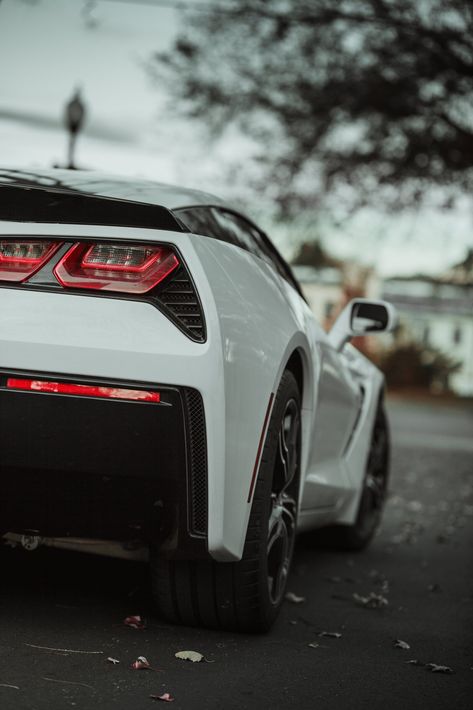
0 184 187 233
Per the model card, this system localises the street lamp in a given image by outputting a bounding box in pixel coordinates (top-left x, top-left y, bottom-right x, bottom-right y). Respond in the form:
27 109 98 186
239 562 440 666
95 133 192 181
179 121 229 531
64 88 86 169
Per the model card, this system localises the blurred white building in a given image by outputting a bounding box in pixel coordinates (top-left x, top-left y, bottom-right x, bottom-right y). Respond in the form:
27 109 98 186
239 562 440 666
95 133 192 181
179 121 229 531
292 266 344 328
382 270 473 396
292 263 381 335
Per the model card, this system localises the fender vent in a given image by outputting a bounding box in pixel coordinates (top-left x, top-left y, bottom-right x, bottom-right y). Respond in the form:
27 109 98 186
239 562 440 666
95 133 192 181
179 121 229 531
156 266 206 342
183 388 208 537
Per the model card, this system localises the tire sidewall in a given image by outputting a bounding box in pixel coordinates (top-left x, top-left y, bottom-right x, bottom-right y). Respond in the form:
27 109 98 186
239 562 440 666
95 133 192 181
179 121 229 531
240 371 301 630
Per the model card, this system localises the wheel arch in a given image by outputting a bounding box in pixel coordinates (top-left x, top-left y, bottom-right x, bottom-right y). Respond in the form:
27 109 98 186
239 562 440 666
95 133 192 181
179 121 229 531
275 338 318 509
285 349 304 398
280 337 316 414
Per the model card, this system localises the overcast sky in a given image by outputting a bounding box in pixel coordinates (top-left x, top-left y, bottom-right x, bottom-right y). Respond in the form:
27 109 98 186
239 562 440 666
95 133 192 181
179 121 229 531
1 0 472 275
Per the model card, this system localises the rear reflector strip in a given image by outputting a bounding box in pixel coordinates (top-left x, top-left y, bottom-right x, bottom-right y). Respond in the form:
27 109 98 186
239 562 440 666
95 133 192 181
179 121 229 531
6 378 160 403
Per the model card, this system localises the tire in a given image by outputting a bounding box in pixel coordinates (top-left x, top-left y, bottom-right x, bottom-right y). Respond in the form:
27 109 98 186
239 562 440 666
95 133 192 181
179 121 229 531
150 370 301 632
317 398 390 551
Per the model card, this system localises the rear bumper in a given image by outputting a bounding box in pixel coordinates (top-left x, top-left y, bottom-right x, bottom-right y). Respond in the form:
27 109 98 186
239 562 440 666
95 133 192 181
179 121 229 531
0 373 208 558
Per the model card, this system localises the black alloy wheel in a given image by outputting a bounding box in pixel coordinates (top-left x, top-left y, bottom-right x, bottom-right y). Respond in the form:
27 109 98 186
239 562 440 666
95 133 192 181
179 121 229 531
354 403 389 542
150 369 302 632
315 398 390 551
267 397 300 606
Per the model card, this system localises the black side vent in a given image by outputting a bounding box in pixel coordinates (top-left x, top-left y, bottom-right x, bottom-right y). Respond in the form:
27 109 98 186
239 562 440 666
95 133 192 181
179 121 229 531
183 388 208 538
155 266 206 343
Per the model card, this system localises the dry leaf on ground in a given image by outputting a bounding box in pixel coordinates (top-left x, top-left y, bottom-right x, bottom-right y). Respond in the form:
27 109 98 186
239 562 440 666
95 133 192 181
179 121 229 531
285 592 305 604
150 693 175 702
175 650 215 663
426 663 454 674
107 657 120 665
353 592 388 609
175 651 204 663
123 615 146 630
131 656 151 670
318 631 342 639
394 640 410 650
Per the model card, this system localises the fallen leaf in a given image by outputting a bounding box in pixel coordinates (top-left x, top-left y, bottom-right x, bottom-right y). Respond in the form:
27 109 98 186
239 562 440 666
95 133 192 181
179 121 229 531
394 640 410 650
107 657 120 665
175 650 204 663
0 684 19 690
318 631 342 639
406 659 423 665
150 693 175 702
174 650 215 663
285 592 305 604
124 615 146 630
353 592 389 609
308 642 327 649
426 663 454 674
131 656 151 670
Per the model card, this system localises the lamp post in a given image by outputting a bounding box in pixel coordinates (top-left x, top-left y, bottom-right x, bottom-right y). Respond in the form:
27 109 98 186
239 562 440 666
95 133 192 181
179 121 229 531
64 88 86 169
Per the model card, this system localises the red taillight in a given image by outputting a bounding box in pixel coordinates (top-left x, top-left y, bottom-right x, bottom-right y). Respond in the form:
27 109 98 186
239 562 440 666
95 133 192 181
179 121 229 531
0 240 61 282
6 378 161 403
54 242 179 294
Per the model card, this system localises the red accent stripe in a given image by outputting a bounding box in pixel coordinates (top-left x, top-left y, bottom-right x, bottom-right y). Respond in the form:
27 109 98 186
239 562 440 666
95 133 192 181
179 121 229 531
247 392 275 503
6 378 160 403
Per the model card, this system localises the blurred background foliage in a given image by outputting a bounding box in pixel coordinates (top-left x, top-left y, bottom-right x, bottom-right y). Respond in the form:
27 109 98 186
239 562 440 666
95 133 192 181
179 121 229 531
374 341 461 393
151 0 473 217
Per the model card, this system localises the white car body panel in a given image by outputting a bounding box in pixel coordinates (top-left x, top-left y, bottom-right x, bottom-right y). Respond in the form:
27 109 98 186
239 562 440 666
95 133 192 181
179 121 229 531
0 178 388 564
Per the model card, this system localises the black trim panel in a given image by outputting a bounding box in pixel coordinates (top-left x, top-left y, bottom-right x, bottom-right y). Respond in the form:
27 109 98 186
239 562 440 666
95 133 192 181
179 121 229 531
0 370 209 558
0 184 186 232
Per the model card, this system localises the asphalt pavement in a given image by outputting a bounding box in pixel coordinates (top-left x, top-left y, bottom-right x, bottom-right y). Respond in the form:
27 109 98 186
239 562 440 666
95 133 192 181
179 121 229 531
1 397 472 710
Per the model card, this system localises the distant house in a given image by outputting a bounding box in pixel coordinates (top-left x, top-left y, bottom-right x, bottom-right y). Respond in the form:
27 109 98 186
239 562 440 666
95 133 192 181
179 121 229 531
292 262 381 353
292 265 344 330
382 274 473 396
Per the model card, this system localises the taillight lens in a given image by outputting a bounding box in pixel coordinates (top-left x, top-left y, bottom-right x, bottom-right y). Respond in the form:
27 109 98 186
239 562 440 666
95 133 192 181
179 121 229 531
54 242 179 294
0 240 61 282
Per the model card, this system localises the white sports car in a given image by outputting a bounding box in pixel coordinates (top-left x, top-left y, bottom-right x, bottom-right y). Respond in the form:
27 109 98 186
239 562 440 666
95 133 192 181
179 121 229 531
0 169 397 632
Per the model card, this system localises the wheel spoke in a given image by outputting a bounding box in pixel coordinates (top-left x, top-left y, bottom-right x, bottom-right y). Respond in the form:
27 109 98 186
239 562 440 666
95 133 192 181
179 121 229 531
267 394 301 606
366 473 384 508
276 400 300 496
267 515 290 603
267 493 297 604
363 409 388 519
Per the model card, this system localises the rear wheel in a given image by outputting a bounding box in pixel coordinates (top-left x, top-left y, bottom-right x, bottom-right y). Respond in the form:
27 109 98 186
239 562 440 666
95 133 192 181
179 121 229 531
150 370 301 632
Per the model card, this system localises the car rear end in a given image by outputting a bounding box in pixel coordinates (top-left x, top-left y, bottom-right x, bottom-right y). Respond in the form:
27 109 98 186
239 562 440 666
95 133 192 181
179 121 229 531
0 183 218 560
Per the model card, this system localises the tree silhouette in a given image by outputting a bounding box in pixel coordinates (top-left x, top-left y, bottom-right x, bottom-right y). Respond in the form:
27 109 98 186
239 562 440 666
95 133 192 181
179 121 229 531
151 0 473 214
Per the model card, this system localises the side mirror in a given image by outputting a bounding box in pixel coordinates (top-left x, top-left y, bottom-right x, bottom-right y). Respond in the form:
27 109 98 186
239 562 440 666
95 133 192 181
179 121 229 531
328 298 398 352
